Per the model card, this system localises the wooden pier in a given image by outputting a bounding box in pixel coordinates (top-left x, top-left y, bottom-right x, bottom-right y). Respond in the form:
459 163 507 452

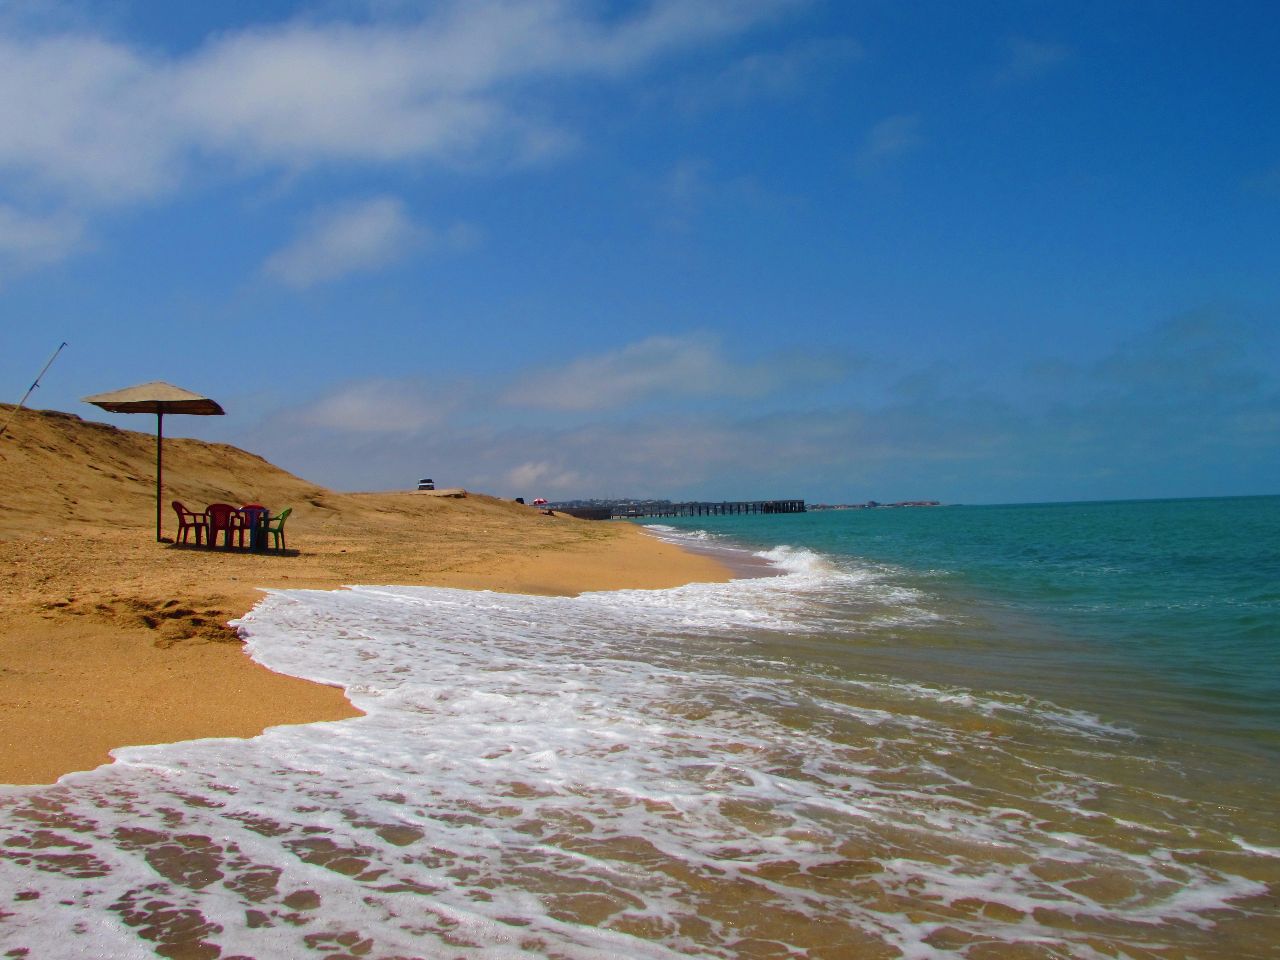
609 499 806 519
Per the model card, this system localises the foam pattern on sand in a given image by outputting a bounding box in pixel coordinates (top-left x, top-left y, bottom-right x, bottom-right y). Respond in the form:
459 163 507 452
0 567 1272 958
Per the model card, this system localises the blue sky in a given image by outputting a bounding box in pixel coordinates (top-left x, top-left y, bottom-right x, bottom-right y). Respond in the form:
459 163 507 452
1 0 1277 504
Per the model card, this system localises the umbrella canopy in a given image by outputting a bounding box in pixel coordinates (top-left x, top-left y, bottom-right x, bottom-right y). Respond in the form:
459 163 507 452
83 381 225 542
83 380 224 416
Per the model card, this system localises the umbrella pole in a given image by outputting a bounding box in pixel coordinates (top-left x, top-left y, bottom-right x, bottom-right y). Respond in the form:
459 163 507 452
156 411 164 542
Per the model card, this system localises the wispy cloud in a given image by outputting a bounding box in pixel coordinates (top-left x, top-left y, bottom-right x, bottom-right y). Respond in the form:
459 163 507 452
856 113 922 172
1243 162 1280 197
650 157 802 233
674 35 861 112
245 311 1280 502
0 204 84 276
501 334 827 412
655 158 714 231
505 460 581 493
261 195 470 287
995 37 1071 85
299 377 448 433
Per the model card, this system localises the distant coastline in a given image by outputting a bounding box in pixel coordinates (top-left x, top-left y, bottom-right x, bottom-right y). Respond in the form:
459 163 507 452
808 499 942 510
549 497 944 517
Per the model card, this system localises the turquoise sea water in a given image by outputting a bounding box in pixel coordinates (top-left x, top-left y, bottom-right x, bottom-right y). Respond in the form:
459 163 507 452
647 495 1280 785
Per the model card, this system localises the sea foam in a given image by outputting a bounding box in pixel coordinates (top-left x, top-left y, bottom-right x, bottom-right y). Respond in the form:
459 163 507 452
0 565 1272 958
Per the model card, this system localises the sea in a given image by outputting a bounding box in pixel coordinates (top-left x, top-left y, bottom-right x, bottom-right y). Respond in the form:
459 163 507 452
1 495 1277 959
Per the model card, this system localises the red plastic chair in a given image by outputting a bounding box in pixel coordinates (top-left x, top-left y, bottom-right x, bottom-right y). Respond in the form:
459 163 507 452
206 502 246 549
171 501 207 545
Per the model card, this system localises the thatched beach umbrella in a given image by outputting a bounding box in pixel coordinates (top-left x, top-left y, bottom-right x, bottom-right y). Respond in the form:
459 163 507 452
83 381 225 542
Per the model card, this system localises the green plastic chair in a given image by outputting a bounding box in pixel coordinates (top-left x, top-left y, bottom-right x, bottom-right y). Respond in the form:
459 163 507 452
265 507 291 550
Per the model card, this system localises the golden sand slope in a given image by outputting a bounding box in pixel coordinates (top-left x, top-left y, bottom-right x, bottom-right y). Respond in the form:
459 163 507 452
0 405 730 784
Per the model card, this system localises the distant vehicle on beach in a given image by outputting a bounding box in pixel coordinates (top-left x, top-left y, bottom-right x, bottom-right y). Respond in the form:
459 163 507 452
416 478 435 491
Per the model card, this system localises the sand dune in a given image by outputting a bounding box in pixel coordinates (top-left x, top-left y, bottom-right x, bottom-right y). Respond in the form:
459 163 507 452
0 404 730 783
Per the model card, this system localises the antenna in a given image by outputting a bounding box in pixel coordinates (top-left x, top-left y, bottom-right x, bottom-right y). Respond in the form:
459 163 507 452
0 341 69 440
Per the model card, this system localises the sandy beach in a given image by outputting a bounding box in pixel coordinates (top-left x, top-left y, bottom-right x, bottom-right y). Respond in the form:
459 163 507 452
0 405 730 784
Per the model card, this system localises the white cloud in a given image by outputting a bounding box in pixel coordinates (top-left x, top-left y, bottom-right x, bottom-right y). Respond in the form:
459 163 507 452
0 34 180 202
0 1 802 274
263 195 426 287
301 377 445 433
172 20 502 169
0 1 801 206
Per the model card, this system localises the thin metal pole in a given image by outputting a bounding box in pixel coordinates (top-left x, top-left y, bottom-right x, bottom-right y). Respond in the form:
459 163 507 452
156 411 164 542
0 341 68 440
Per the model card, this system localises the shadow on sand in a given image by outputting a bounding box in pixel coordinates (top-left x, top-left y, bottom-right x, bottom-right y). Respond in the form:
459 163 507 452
164 541 300 558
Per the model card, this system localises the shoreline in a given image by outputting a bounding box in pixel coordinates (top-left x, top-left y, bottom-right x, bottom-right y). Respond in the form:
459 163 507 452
637 520 787 580
1 514 734 786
